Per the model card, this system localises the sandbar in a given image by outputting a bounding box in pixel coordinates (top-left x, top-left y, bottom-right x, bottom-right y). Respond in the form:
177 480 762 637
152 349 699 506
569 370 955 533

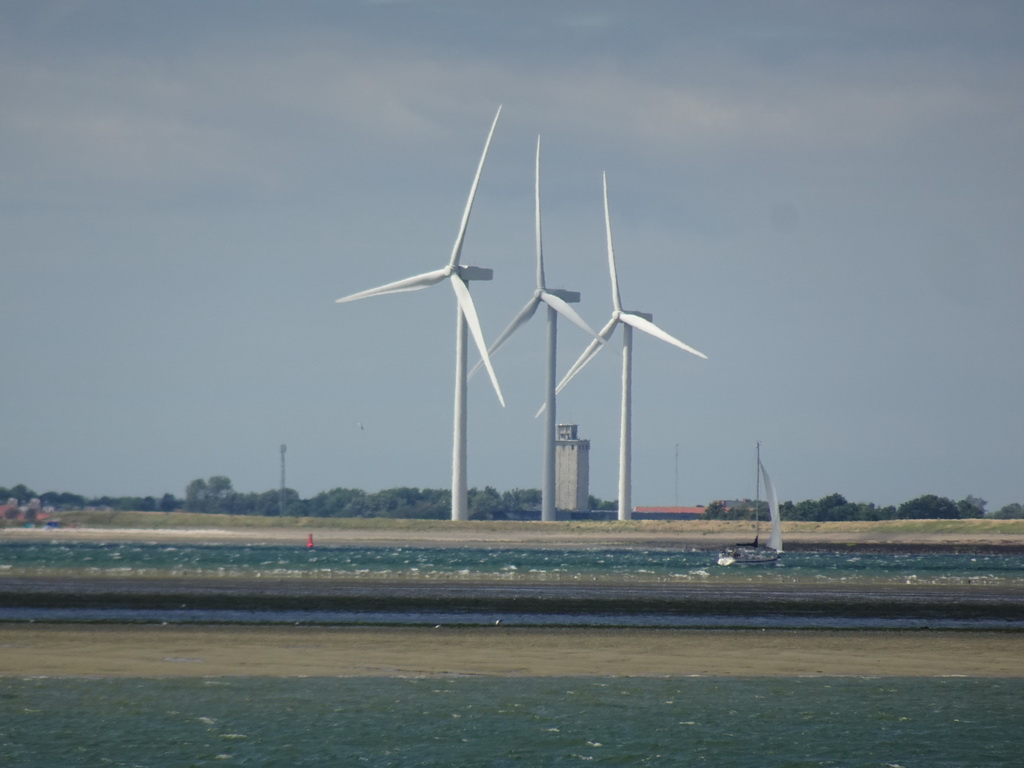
5 523 1024 553
1 625 1022 678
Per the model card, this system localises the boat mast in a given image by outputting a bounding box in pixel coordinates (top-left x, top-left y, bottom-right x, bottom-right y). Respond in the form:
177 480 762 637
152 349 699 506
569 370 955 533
754 440 761 540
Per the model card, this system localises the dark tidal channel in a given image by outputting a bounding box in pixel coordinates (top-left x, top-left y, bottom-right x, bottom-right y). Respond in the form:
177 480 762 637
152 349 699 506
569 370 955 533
2 576 1023 630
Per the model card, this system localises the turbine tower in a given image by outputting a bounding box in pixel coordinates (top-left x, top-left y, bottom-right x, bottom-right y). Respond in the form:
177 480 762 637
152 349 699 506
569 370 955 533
556 173 707 520
471 137 601 521
336 107 505 521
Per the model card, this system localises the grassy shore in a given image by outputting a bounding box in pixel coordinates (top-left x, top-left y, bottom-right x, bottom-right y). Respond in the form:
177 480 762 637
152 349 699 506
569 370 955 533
2 625 1023 678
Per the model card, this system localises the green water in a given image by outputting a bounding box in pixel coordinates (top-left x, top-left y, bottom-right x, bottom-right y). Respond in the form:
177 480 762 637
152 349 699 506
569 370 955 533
2 676 1020 766
4 541 1023 586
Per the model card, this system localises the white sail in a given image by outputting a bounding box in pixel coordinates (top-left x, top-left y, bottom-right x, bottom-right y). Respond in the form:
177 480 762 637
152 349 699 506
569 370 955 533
760 460 783 553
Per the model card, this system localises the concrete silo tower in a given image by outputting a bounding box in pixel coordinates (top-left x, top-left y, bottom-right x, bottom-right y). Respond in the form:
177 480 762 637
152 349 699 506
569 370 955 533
555 424 590 515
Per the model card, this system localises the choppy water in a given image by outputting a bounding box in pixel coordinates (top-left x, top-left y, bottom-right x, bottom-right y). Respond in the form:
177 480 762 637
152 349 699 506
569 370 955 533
2 676 1021 767
3 540 1023 586
3 540 1023 630
3 542 1022 765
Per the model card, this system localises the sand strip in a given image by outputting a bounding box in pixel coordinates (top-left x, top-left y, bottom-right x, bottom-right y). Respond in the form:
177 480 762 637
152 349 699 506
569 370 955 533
1 625 1022 678
5 526 1024 552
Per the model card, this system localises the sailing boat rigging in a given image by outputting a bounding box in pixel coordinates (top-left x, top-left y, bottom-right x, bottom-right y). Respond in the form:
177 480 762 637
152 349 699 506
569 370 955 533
717 442 783 566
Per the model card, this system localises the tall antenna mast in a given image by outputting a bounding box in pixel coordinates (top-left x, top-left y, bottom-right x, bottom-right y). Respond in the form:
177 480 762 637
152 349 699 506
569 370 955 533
279 444 287 516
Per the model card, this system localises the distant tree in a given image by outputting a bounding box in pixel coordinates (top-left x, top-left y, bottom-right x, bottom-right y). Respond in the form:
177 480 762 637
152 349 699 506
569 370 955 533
788 497 825 521
40 491 86 509
6 484 36 504
701 499 759 521
957 495 986 518
159 493 179 512
184 479 209 513
355 487 449 519
184 476 237 514
703 500 727 519
206 476 234 506
250 488 301 516
306 488 369 517
896 494 959 519
501 488 541 515
992 503 1024 519
106 496 156 511
468 486 502 520
415 488 451 519
860 503 898 521
370 487 420 517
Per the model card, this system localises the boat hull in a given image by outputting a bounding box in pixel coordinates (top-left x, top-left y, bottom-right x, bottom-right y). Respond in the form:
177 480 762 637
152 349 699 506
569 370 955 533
717 546 780 566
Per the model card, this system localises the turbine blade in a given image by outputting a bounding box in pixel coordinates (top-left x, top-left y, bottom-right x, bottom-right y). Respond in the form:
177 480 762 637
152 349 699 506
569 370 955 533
469 296 541 378
335 267 449 303
449 106 502 269
620 312 708 359
450 275 506 406
555 315 619 394
535 135 546 289
540 291 603 341
603 173 623 312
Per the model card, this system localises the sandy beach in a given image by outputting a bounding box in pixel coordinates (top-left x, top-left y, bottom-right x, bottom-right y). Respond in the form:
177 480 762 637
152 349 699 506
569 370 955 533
2 624 1023 678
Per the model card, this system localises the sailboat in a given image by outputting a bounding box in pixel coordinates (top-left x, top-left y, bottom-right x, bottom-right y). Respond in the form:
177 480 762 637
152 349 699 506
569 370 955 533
717 443 783 566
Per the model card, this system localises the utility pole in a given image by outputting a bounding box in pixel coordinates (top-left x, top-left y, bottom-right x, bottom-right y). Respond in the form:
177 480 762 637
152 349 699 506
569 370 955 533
674 442 679 507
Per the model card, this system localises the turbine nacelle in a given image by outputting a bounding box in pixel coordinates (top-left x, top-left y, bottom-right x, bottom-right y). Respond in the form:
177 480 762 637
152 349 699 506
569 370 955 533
621 309 652 322
547 288 581 304
456 265 493 282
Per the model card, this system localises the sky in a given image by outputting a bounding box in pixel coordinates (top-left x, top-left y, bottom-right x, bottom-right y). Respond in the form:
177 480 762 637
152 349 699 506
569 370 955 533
3 1 1023 512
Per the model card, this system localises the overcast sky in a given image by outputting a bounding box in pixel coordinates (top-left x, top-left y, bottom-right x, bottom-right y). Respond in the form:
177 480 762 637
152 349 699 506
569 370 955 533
3 1 1023 511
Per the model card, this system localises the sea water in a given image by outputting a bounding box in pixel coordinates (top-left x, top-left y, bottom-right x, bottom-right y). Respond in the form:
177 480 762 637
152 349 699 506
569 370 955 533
2 676 1021 767
2 542 1022 765
3 540 1023 586
3 541 1024 629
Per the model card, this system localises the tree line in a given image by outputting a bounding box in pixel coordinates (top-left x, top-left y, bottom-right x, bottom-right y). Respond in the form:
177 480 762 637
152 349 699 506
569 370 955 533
5 479 1024 521
1 484 179 516
181 476 596 519
702 492 999 521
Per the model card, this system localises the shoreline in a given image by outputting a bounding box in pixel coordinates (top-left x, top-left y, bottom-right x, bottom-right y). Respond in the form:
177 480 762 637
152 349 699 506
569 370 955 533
5 524 1024 553
2 624 1023 678
4 526 1024 679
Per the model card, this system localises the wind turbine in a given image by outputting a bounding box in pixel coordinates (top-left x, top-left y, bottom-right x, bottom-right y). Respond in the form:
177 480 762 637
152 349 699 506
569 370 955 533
556 173 708 520
336 107 505 521
471 137 602 521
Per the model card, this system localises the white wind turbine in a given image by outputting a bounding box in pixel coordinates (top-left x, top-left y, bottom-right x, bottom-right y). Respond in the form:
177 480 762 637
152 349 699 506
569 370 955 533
336 107 505 521
556 173 708 520
470 137 602 521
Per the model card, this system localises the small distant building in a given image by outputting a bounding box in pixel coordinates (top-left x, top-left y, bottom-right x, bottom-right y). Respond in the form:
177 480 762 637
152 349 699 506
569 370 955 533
715 499 756 513
633 506 706 520
555 424 590 515
1 497 51 524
